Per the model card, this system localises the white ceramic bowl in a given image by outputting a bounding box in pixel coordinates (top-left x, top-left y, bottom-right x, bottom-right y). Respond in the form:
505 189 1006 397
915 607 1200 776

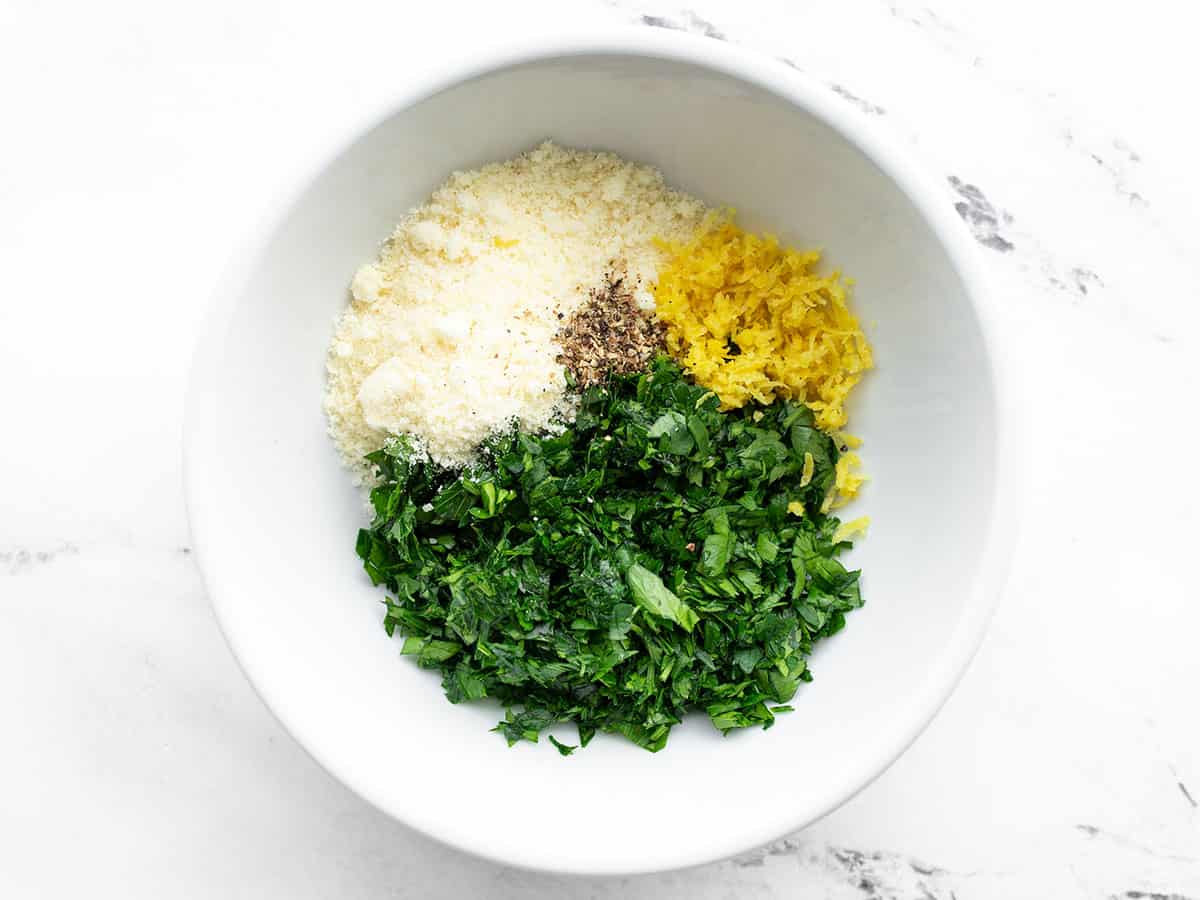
186 32 1016 875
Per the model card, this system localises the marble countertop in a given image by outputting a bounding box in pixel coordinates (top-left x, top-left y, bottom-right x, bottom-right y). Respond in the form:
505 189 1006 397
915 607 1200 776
2 0 1198 896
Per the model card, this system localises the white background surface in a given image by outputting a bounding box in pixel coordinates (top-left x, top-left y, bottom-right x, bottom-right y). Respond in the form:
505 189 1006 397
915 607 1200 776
2 1 1198 897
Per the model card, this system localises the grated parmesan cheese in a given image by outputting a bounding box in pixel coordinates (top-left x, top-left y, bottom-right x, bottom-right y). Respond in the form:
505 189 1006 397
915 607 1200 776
324 142 709 481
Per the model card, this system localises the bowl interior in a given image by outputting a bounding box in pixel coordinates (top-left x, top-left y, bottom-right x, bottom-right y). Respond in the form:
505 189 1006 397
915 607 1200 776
188 49 1000 873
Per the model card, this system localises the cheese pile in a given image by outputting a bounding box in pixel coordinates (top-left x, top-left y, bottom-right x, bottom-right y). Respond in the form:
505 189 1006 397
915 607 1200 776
324 142 708 480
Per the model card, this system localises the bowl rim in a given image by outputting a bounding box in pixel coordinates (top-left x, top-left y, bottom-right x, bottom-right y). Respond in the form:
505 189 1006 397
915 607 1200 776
184 28 1020 876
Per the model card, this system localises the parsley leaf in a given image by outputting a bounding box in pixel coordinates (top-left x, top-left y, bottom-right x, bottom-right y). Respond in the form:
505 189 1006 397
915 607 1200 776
626 564 700 632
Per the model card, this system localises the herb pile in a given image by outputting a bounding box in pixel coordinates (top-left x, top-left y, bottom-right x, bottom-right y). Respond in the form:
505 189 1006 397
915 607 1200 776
357 358 864 753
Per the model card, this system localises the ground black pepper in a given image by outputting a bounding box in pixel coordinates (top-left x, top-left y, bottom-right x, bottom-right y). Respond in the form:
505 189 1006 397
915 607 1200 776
556 274 666 387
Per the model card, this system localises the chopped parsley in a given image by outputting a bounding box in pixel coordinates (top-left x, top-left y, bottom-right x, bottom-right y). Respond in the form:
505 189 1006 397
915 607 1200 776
356 358 864 752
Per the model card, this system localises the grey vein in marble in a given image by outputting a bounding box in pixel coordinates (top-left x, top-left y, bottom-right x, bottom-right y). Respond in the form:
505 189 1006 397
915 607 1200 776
831 83 887 116
1177 781 1197 809
1068 266 1103 295
1064 130 1150 209
884 0 969 58
1 542 80 575
732 837 967 898
1075 824 1199 865
946 173 1110 303
731 834 807 867
637 9 725 40
948 175 1015 252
